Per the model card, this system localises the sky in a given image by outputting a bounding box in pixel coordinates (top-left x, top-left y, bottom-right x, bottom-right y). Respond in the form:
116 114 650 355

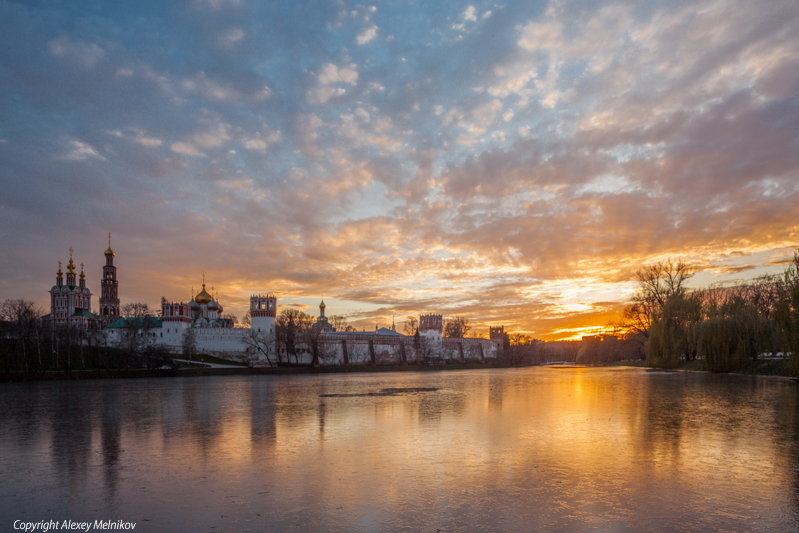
1 0 798 340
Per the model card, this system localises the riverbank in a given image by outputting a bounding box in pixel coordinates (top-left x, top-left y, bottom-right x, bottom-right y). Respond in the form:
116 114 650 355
0 360 510 382
606 358 799 378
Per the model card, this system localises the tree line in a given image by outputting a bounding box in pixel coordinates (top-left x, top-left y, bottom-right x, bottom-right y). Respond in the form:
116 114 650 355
615 252 799 371
0 301 174 373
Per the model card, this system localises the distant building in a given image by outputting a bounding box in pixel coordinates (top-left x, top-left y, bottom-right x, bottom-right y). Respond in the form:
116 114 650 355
44 237 501 365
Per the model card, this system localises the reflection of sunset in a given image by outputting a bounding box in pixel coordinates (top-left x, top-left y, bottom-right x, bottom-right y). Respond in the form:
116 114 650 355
3 370 798 530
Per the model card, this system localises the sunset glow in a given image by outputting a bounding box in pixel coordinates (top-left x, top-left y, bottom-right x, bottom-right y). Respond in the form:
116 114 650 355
1 0 797 340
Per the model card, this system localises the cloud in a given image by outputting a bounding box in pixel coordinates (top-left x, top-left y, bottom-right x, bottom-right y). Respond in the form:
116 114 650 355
171 142 205 157
308 63 359 104
244 131 281 151
219 27 246 48
62 140 106 161
356 26 378 45
453 5 478 30
48 38 105 69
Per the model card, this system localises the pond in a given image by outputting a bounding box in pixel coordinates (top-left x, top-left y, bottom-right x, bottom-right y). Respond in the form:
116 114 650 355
2 367 798 531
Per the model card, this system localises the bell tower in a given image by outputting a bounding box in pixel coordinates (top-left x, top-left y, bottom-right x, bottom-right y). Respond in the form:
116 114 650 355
99 233 120 326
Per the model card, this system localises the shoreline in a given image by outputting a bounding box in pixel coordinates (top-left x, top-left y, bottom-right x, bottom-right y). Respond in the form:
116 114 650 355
4 359 797 383
0 361 513 383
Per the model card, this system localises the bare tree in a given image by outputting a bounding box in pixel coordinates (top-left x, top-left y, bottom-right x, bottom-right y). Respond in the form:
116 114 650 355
444 317 471 338
0 298 44 372
403 316 418 336
304 322 333 366
275 308 314 364
500 334 544 365
614 258 694 341
182 327 197 364
244 329 275 367
240 310 251 328
416 334 437 363
122 302 151 318
116 303 154 369
329 315 355 332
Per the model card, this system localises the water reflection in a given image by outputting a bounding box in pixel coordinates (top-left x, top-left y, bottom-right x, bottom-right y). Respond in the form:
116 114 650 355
0 368 798 531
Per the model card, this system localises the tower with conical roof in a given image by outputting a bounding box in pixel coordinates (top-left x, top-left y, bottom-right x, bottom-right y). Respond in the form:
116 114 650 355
99 233 120 326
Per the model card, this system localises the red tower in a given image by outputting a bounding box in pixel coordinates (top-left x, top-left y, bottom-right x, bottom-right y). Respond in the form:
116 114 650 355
419 313 443 333
99 233 120 326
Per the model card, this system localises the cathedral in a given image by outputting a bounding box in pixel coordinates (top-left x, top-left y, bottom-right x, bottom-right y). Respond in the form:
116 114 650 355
44 235 119 329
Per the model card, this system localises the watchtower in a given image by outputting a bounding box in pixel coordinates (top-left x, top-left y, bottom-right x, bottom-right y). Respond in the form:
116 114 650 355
489 325 505 351
250 294 277 334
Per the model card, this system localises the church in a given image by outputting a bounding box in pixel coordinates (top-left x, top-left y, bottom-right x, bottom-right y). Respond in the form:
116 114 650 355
43 235 119 330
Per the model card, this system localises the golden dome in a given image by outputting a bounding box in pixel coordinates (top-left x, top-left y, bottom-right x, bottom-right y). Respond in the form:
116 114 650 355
66 247 76 275
319 299 326 309
105 233 115 257
57 261 63 278
195 284 212 305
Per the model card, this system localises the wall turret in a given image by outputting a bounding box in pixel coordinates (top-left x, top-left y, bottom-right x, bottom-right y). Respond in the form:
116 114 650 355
251 294 277 335
419 313 443 344
489 325 505 351
162 301 193 345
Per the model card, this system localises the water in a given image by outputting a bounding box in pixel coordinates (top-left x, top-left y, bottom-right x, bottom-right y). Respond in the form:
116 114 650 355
2 367 799 532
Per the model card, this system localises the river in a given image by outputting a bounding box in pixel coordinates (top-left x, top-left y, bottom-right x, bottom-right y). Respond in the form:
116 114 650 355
1 367 798 531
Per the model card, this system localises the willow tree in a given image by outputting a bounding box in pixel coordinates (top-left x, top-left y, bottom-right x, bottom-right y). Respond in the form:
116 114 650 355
775 251 799 364
698 295 771 372
645 292 702 368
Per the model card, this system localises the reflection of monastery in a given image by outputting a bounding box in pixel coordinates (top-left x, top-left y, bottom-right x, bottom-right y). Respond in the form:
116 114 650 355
44 239 501 366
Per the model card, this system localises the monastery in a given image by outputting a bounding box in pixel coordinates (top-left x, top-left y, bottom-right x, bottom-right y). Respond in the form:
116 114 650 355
44 238 502 366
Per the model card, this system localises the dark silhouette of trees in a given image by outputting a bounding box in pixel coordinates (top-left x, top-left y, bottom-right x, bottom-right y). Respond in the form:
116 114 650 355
444 317 471 338
122 302 150 318
0 299 44 372
500 334 542 365
622 250 799 372
615 259 695 342
275 308 314 364
330 315 356 332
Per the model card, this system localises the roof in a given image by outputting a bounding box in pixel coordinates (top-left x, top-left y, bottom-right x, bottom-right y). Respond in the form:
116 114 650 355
105 317 163 329
71 309 96 318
